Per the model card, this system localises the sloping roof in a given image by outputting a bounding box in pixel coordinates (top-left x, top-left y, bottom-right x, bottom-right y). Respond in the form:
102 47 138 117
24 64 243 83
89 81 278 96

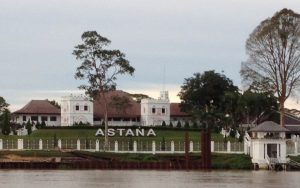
285 125 300 133
93 90 141 119
249 121 290 132
14 100 60 115
170 103 190 117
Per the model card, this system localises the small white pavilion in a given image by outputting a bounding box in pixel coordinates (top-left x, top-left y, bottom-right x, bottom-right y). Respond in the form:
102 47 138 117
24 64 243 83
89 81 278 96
248 121 290 169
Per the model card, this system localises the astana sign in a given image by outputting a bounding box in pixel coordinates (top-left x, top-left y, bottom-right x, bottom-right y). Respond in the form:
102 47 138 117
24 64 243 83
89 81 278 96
95 128 156 137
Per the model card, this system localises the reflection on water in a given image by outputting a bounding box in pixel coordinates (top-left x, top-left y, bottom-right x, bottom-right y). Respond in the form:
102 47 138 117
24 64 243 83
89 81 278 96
0 170 299 188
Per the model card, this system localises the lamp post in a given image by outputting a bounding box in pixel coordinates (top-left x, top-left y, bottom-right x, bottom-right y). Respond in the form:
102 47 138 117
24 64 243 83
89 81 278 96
224 113 230 147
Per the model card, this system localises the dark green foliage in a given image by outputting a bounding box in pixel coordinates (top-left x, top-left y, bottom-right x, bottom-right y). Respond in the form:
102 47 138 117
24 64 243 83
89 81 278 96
74 121 91 126
41 120 46 128
101 121 105 126
36 121 41 129
129 93 150 103
47 99 61 109
192 121 197 128
26 120 32 135
212 154 252 169
129 137 133 151
0 96 9 114
169 122 173 128
184 121 189 128
1 109 11 135
229 129 236 138
161 121 166 127
161 136 166 151
238 132 244 142
176 121 182 128
178 70 238 115
73 31 135 98
213 125 222 133
73 31 135 149
85 138 90 149
53 133 58 148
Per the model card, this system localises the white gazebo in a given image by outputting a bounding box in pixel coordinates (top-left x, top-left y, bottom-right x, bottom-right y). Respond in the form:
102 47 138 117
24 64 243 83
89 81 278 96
248 121 290 169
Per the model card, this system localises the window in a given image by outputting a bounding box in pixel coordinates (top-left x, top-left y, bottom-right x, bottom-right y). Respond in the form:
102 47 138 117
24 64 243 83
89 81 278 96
23 116 26 122
31 116 38 121
162 108 165 114
41 116 48 122
84 105 88 111
152 108 156 114
75 105 79 111
50 116 57 121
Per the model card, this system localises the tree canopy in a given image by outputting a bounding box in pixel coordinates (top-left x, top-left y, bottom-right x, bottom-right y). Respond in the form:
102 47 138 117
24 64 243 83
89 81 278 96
241 8 300 126
73 31 135 149
178 71 239 127
0 96 9 115
178 70 238 114
73 31 135 97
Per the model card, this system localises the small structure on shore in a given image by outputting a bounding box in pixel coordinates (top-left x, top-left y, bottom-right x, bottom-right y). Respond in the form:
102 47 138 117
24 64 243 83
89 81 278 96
248 121 289 169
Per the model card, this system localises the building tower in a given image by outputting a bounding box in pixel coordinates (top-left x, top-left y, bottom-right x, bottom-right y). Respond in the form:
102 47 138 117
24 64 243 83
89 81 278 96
61 94 93 126
141 91 170 126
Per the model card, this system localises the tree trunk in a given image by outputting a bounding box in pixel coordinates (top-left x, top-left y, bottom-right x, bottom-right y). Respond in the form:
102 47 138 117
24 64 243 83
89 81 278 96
279 99 285 127
102 92 109 151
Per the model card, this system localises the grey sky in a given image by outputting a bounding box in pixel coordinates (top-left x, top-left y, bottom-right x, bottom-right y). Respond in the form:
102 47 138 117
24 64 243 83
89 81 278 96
1 0 300 111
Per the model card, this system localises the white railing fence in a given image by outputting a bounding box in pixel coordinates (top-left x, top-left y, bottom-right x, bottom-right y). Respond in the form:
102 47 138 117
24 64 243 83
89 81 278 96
0 138 244 154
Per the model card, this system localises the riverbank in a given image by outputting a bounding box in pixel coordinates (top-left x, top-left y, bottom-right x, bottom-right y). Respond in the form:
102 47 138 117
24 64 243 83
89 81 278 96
0 151 252 170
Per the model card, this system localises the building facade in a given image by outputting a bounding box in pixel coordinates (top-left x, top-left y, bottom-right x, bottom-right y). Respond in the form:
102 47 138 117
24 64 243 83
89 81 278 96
61 95 93 126
141 91 170 126
13 100 61 126
13 90 190 127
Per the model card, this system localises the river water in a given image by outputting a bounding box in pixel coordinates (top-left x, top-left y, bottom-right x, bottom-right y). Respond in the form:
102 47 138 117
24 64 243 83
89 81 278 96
0 170 298 188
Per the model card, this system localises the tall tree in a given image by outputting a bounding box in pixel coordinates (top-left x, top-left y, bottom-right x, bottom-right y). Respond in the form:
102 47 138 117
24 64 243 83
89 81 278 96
73 31 135 149
0 96 9 114
178 70 239 123
0 96 9 131
1 109 11 135
241 9 300 126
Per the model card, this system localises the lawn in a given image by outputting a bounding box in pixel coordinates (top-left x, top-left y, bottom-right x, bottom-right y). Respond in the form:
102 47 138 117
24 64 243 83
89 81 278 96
0 127 239 143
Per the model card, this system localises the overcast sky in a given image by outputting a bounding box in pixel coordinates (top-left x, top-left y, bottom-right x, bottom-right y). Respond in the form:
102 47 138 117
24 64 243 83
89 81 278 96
1 0 300 111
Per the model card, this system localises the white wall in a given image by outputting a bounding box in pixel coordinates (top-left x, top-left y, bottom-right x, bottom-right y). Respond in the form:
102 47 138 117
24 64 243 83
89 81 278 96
141 91 170 126
251 139 287 166
61 95 93 126
14 114 61 126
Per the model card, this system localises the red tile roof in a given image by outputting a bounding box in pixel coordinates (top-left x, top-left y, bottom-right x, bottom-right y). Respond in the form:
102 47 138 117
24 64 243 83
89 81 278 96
170 103 189 117
93 90 141 119
14 100 60 115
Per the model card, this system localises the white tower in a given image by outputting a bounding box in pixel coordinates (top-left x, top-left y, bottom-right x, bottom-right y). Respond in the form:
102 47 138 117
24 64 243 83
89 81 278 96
61 94 93 126
141 91 170 126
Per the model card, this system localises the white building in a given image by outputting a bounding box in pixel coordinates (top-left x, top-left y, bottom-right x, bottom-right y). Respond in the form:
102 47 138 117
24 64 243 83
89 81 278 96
13 100 61 126
248 121 289 169
141 91 170 126
13 90 190 127
61 94 93 126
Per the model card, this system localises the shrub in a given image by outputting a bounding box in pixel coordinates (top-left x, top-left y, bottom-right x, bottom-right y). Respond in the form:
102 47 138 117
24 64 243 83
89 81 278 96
184 121 189 128
36 121 41 129
161 136 166 151
26 120 32 135
1 109 11 135
176 121 182 128
41 120 46 128
169 122 173 128
192 121 198 128
161 121 166 127
229 129 236 138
